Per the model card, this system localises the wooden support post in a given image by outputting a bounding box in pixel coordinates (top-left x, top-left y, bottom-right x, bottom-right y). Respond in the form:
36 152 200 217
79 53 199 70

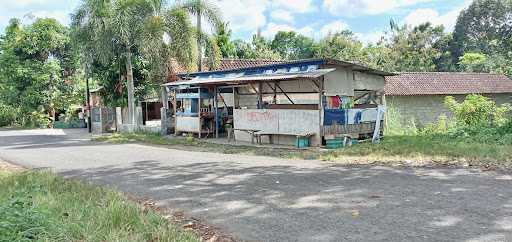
198 89 202 139
161 86 169 109
258 82 263 109
233 87 239 108
173 89 178 136
273 82 277 104
214 87 219 139
275 82 295 105
265 82 277 104
318 77 324 146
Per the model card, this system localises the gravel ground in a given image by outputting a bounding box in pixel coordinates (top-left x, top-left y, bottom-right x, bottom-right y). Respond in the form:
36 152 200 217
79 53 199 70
1 129 512 242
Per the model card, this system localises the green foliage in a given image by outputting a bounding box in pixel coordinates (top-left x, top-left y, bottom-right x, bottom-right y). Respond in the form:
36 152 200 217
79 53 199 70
214 22 237 58
452 0 512 59
385 22 449 72
72 0 222 107
384 105 418 136
0 103 18 127
0 18 83 127
452 0 512 73
314 31 367 63
444 94 511 127
230 33 282 60
251 34 282 60
271 31 315 60
458 53 488 72
0 170 198 242
420 114 453 135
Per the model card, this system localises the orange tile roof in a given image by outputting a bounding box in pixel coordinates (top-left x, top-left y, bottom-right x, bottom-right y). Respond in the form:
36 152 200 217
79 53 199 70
385 72 512 96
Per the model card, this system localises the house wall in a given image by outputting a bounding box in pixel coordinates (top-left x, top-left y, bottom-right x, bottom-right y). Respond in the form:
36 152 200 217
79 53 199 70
233 109 321 146
176 116 200 132
323 65 385 96
387 93 512 127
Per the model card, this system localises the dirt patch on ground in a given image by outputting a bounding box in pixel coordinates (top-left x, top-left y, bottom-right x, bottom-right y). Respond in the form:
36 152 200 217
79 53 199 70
0 159 25 172
132 197 237 242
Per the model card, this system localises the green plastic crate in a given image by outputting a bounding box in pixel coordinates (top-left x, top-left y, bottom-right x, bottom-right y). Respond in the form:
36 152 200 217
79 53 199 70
325 138 343 149
295 137 310 148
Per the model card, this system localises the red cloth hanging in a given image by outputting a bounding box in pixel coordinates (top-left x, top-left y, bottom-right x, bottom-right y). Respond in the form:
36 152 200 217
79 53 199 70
331 96 340 108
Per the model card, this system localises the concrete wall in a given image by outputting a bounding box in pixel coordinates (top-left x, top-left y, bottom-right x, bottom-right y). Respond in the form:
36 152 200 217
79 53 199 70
387 93 512 127
176 116 200 132
323 65 385 97
233 109 321 146
324 67 353 96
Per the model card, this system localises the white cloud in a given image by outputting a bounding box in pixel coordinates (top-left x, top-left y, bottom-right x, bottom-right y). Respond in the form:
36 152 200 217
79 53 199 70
261 23 314 38
261 20 350 40
28 10 70 25
271 0 316 13
403 0 472 31
320 20 349 36
1 0 47 10
323 0 434 16
356 31 385 44
211 0 269 32
270 9 294 23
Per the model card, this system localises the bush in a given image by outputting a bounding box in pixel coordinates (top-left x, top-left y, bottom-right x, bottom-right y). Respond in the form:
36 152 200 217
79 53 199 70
23 111 50 128
420 114 454 135
384 105 418 136
0 103 18 127
444 94 511 127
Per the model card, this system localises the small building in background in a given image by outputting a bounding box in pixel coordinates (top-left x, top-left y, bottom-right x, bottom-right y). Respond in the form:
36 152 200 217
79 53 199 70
163 58 393 147
385 72 512 126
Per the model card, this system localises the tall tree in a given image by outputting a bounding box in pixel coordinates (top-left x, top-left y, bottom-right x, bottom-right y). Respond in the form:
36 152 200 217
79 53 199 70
458 52 488 72
270 31 315 60
72 0 221 125
183 0 222 71
452 0 512 61
214 22 236 58
0 18 81 127
314 30 367 63
384 22 447 72
251 34 282 60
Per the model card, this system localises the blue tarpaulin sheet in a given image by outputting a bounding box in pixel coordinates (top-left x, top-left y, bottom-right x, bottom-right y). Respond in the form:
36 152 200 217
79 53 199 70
324 109 348 125
324 109 363 125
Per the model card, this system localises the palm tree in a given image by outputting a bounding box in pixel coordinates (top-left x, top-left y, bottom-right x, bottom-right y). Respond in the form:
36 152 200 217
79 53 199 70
72 0 221 126
180 0 222 71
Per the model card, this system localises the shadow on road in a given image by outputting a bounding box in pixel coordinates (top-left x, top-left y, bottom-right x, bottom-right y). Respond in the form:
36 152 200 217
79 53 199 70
60 159 512 242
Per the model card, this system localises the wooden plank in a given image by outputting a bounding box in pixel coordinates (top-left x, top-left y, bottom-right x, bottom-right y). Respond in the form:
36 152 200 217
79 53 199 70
275 82 295 105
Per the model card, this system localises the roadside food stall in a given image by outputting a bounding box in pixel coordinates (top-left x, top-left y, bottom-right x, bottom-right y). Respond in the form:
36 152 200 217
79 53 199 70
162 58 394 147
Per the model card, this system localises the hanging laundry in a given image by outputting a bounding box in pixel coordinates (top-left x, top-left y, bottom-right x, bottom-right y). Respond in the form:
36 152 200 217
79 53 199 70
331 96 340 108
340 96 354 109
324 109 348 125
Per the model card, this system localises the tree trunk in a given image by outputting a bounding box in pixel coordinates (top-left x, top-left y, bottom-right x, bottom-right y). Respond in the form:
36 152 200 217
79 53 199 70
197 9 202 72
126 48 136 125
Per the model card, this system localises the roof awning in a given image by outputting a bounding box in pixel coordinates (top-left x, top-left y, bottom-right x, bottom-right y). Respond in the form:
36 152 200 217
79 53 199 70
164 68 336 87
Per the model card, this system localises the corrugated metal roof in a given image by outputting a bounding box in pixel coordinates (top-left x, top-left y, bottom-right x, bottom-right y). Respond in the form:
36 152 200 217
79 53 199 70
179 58 395 79
164 68 336 87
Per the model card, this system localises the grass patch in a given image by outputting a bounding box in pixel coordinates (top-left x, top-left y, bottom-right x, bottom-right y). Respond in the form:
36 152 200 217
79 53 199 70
94 132 320 160
325 135 512 166
96 131 512 169
0 169 199 242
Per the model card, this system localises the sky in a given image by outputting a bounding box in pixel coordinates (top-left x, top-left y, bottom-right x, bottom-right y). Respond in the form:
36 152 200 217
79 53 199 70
0 0 472 44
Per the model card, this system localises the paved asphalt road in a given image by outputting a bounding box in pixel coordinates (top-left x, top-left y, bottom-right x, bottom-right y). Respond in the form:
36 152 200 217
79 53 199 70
1 129 512 242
